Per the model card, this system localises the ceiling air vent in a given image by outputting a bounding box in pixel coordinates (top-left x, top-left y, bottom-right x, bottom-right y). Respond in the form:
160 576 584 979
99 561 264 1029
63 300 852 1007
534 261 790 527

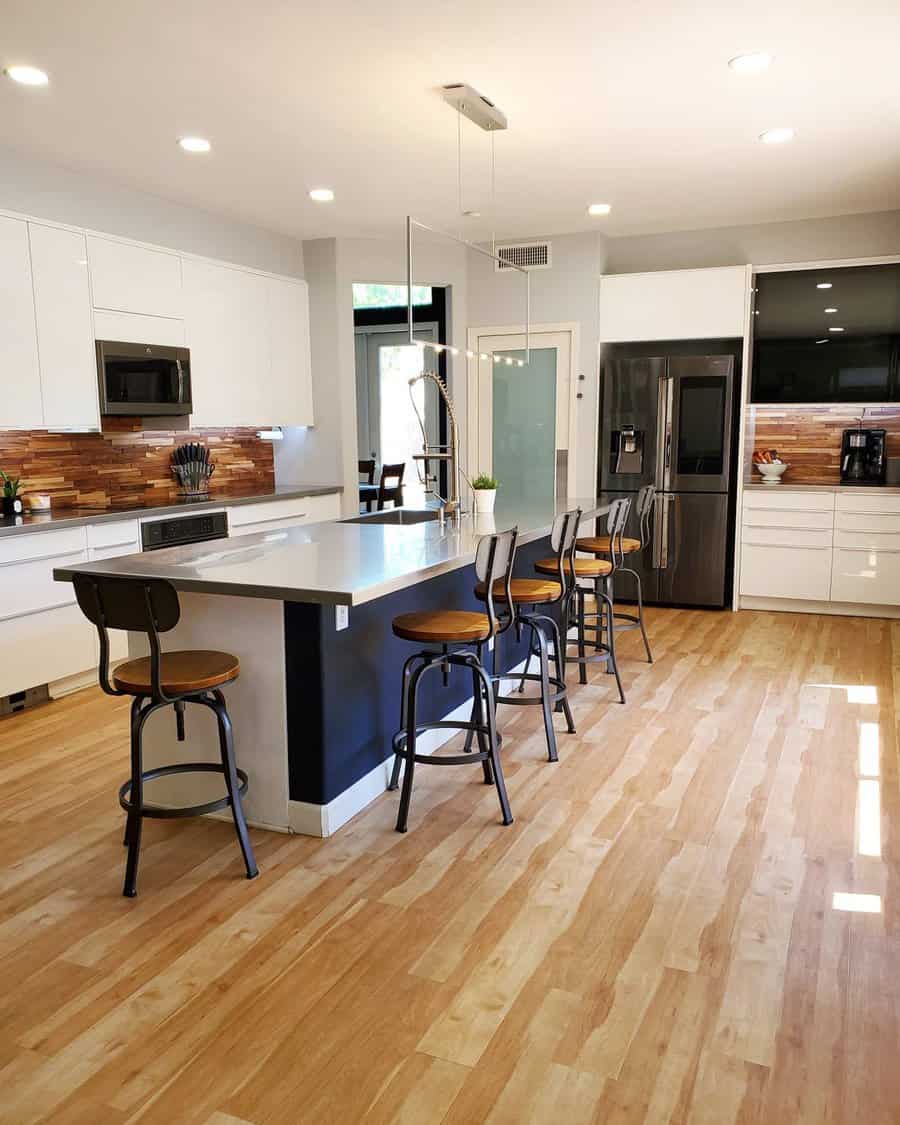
495 241 552 272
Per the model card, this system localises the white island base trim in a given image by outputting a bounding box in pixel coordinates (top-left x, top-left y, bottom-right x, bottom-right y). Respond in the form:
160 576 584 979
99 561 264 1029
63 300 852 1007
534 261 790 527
287 659 528 838
740 596 900 619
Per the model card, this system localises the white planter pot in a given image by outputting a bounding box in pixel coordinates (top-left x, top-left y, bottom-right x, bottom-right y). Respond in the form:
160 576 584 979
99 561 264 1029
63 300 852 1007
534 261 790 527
473 488 497 514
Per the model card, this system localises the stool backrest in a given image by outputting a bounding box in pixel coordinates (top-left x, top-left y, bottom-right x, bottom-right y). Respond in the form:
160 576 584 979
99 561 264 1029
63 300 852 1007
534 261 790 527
635 484 655 547
378 462 405 508
73 573 180 701
605 497 632 570
475 526 518 638
548 508 582 595
358 458 376 484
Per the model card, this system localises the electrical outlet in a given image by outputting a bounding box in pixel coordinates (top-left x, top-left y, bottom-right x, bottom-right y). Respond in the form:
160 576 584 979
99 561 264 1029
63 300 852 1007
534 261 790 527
335 605 349 631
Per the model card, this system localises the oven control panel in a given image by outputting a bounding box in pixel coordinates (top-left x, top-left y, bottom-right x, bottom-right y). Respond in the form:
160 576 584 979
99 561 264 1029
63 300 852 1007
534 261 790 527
141 510 229 551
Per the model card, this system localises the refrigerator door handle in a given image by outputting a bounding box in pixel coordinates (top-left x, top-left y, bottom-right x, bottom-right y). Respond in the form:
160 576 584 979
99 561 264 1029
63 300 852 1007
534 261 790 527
655 374 669 492
662 376 675 492
651 494 663 569
659 494 670 569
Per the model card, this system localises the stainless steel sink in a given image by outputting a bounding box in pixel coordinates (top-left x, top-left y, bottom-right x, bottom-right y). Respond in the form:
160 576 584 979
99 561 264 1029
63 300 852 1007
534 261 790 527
343 509 441 526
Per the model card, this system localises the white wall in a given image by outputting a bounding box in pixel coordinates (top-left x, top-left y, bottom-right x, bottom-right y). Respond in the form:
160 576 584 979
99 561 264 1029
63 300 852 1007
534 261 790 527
0 144 304 276
604 209 900 274
466 232 606 498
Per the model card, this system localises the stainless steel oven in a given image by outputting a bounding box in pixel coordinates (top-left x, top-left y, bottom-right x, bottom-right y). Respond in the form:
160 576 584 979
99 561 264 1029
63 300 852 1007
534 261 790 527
96 340 192 416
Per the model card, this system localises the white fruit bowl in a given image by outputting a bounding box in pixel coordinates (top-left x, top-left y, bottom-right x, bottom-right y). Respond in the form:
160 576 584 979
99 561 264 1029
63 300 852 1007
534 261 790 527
755 462 789 484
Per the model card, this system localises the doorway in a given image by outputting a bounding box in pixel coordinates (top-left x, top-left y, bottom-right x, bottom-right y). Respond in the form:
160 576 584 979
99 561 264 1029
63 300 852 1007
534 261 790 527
467 325 578 502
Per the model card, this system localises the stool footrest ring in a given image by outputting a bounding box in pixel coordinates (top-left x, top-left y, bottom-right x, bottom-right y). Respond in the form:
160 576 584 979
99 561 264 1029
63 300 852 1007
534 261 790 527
118 762 249 820
495 673 568 707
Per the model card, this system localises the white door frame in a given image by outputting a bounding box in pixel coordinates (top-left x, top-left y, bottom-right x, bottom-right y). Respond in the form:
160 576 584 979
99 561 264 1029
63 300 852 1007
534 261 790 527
466 321 580 498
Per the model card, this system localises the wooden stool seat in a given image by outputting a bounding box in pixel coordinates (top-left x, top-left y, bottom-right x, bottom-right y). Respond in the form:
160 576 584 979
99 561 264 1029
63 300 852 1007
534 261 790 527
535 556 612 578
475 577 562 604
113 650 240 696
576 535 641 555
392 610 496 644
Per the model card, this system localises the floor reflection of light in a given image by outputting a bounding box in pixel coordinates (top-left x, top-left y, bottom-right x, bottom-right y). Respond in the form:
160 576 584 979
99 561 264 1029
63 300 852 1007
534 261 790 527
833 892 881 914
859 722 880 777
857 779 882 857
806 683 878 705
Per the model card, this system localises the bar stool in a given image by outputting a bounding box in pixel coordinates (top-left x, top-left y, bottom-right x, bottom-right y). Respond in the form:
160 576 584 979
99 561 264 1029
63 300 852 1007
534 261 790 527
73 574 258 897
535 499 630 703
575 484 654 663
475 509 580 763
387 529 518 833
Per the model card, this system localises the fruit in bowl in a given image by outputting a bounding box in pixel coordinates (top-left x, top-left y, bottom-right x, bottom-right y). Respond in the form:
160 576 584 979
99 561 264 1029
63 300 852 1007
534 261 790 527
753 449 789 484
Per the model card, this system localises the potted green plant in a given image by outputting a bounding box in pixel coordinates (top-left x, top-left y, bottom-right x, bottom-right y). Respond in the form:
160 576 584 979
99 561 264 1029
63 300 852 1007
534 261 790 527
471 472 499 514
0 471 23 519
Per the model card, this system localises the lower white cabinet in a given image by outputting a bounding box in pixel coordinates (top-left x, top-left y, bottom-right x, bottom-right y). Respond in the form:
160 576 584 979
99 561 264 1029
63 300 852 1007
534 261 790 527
830 493 900 607
87 520 140 661
740 543 833 601
227 492 340 537
831 548 900 605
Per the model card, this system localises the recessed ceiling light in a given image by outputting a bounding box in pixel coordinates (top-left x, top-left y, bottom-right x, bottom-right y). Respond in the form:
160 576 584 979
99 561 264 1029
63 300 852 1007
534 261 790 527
728 52 772 75
309 188 334 202
178 136 211 153
759 127 795 145
815 338 829 344
816 282 832 289
588 203 612 216
462 209 481 218
829 326 844 332
4 64 49 86
824 307 838 313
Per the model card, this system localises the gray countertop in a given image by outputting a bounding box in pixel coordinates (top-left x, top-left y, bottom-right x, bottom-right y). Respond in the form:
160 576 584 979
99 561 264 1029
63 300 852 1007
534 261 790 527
0 484 343 539
743 483 900 494
54 497 599 607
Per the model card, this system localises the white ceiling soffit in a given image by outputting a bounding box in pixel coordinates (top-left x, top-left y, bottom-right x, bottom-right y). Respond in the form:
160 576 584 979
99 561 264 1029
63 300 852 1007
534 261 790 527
2 0 900 242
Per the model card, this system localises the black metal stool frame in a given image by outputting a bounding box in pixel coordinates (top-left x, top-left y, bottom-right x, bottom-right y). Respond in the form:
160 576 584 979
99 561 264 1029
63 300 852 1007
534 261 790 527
388 529 518 833
603 483 655 664
74 574 258 897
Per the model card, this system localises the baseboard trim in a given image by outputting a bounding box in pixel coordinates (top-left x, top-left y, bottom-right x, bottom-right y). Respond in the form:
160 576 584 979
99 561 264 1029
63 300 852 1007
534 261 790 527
288 660 528 838
739 596 900 619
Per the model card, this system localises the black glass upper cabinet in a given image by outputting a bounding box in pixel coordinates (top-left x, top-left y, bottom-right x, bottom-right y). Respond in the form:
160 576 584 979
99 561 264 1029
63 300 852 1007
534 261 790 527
751 263 900 403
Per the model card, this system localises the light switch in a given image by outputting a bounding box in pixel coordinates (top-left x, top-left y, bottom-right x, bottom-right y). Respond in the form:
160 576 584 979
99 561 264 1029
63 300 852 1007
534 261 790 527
335 605 349 631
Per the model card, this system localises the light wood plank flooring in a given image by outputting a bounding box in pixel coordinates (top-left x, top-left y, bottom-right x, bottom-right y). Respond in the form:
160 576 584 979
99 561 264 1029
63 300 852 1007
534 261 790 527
1 607 898 1124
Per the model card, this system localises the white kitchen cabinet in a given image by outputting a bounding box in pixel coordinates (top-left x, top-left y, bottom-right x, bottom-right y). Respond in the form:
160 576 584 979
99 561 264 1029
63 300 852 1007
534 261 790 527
830 493 900 606
227 493 340 537
741 543 833 600
740 489 834 601
93 309 184 347
88 235 182 319
28 223 99 430
0 527 95 698
87 519 140 661
0 215 43 429
266 277 314 425
598 266 749 343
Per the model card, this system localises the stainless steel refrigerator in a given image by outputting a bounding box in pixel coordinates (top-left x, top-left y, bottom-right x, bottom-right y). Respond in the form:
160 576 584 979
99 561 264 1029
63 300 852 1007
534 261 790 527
599 353 736 607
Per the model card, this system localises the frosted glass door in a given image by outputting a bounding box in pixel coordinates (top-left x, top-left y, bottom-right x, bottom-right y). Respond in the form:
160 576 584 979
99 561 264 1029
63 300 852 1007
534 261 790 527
492 348 557 502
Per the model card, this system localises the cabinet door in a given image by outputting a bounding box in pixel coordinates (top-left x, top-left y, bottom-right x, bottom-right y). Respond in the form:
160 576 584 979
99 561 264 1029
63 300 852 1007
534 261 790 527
88 235 182 318
831 548 900 606
28 224 99 429
0 216 43 428
740 543 833 600
266 277 314 425
184 260 269 426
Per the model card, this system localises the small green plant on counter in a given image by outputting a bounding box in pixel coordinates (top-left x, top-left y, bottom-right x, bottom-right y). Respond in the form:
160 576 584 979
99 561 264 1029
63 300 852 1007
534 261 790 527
471 473 499 491
0 470 22 498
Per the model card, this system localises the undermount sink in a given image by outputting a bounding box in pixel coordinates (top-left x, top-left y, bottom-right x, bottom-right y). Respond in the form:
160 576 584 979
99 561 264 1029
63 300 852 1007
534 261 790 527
343 509 442 526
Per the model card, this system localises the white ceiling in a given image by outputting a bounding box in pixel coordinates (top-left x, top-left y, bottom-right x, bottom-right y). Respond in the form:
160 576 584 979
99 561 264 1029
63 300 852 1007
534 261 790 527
2 0 900 244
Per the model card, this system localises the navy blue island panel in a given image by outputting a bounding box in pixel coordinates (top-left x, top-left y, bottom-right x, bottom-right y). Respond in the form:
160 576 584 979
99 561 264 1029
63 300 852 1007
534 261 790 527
284 534 555 806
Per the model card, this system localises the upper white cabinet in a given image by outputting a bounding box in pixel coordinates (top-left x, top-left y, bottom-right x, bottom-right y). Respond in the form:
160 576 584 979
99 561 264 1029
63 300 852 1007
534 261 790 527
266 276 314 425
184 259 313 427
0 215 43 429
28 223 99 430
598 266 749 342
87 235 183 319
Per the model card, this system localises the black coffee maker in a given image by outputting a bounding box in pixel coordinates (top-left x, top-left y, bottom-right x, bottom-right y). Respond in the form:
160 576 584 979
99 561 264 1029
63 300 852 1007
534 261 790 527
840 427 887 485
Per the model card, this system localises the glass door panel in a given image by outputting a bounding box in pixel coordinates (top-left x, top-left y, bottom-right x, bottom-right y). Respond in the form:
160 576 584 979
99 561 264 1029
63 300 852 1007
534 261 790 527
491 347 557 503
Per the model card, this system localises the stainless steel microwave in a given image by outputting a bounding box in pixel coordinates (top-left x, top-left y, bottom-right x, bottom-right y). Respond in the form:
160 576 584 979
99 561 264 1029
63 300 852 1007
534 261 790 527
96 340 192 416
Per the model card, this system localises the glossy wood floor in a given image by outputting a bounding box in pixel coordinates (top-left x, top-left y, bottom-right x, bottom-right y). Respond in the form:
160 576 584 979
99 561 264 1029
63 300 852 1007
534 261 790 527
1 607 898 1124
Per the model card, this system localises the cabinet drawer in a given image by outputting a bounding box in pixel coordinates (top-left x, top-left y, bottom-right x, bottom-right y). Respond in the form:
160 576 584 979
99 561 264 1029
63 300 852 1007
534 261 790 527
835 510 900 534
0 527 87 566
0 604 95 697
741 527 832 549
743 490 835 513
740 543 832 601
742 508 833 531
227 495 338 531
836 492 900 516
87 520 140 550
833 529 900 552
831 548 900 606
0 550 86 621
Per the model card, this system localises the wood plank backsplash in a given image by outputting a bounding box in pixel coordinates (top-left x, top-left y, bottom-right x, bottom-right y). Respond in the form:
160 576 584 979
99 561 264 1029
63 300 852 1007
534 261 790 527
744 404 900 484
0 419 274 509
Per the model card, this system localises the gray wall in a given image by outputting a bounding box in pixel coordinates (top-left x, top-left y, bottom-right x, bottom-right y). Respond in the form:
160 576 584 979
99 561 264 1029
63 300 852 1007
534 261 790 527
0 144 304 276
467 232 606 497
604 209 900 274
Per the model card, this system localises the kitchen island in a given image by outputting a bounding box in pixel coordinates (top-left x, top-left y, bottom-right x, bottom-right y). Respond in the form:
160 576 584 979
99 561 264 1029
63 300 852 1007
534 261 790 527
55 499 594 835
